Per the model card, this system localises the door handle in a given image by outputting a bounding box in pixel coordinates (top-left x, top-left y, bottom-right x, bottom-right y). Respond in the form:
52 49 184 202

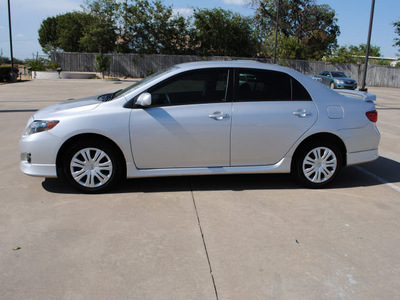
209 112 230 120
293 110 312 117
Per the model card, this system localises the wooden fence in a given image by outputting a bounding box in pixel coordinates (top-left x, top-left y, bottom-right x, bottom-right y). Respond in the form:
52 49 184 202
51 52 400 88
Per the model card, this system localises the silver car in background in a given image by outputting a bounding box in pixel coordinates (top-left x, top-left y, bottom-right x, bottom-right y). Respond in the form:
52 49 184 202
19 61 380 193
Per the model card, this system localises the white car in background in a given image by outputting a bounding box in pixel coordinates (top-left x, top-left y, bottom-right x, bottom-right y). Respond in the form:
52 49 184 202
19 61 380 193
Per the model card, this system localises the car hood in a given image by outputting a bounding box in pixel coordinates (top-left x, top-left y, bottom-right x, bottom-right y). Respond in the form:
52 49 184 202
33 95 102 120
334 77 356 82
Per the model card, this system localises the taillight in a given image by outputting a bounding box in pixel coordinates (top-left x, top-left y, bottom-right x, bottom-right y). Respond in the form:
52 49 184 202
366 110 378 122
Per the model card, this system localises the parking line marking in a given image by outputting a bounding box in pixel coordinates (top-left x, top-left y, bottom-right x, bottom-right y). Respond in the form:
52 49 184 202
355 166 400 193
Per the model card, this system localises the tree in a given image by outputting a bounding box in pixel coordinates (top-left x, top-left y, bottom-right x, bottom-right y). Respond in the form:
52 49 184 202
80 21 118 54
328 44 382 63
121 0 194 54
394 20 400 54
193 8 259 57
38 11 118 54
251 0 340 60
38 16 59 54
82 0 122 25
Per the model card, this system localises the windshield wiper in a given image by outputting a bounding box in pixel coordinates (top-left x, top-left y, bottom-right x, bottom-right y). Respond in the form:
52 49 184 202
97 89 122 102
110 89 122 100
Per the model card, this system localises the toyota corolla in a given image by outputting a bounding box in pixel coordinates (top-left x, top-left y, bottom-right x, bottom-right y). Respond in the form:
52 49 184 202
19 61 380 193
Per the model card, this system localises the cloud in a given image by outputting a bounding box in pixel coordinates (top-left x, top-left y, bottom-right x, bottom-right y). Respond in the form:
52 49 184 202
172 8 194 17
222 0 249 5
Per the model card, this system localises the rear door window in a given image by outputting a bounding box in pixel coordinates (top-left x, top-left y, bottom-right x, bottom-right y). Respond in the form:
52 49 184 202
235 69 311 101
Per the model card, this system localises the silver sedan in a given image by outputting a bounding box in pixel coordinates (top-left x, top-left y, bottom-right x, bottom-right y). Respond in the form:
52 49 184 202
19 61 380 193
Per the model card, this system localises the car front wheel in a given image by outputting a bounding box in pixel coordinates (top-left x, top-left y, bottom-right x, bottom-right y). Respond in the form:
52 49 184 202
292 142 342 188
63 140 122 193
330 82 335 89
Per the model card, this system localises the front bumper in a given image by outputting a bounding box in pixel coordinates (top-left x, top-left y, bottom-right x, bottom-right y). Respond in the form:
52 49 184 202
20 161 57 177
336 83 357 89
19 131 62 178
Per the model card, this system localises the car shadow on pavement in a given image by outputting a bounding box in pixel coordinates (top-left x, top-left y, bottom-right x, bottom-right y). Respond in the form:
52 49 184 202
42 156 400 194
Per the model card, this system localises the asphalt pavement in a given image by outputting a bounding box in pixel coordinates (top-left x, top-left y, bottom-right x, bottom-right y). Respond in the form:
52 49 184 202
0 79 399 299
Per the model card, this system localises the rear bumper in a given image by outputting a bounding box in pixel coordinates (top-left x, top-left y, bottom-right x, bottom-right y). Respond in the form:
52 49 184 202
347 149 379 166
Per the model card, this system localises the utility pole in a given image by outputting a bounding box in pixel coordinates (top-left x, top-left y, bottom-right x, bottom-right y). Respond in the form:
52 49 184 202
7 0 15 81
273 0 280 64
360 0 376 92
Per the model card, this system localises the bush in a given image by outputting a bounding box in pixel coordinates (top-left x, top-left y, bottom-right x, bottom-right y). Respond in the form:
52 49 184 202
25 58 59 71
95 54 110 79
0 66 18 82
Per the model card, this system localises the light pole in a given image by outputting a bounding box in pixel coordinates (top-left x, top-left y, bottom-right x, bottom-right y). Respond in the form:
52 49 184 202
273 0 280 64
7 0 15 81
360 0 376 92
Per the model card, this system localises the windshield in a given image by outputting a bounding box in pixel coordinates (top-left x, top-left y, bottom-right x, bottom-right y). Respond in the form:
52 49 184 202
331 71 348 78
113 66 179 99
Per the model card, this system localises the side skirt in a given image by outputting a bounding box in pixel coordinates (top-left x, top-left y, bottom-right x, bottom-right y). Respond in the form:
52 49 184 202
126 158 292 178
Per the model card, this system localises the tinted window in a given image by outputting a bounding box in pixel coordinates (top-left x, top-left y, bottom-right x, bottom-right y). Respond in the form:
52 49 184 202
148 69 229 106
236 69 311 101
292 78 312 100
331 71 348 78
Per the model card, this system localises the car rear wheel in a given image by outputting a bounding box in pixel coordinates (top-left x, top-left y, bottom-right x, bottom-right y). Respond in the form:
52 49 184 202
292 141 342 188
63 140 122 193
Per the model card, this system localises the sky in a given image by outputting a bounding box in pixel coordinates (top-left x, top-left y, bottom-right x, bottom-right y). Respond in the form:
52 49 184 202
0 0 399 60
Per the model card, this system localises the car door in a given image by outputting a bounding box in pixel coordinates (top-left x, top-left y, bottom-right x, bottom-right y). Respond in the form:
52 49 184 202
231 69 318 166
130 69 232 169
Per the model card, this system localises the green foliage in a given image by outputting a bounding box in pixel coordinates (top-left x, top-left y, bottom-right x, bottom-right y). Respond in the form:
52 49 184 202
394 20 400 53
38 16 59 54
80 21 118 54
95 54 111 78
327 44 382 63
38 0 350 60
0 66 19 82
251 0 340 60
121 0 194 54
25 58 59 71
0 56 25 65
39 11 118 54
193 8 259 57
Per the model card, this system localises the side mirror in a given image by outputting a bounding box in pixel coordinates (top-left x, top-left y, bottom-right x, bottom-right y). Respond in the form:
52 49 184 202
135 92 152 107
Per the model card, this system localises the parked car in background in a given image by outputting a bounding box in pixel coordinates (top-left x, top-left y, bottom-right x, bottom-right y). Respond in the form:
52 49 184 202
19 61 379 193
315 71 357 90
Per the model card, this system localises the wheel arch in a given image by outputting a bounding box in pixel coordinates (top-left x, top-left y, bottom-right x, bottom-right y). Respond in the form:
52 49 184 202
56 133 127 178
292 133 347 170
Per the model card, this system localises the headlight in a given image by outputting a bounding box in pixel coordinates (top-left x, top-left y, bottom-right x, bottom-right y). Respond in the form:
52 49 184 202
24 120 59 135
335 79 344 84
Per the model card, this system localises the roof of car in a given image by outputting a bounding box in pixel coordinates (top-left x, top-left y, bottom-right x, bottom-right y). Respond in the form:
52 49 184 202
176 60 290 72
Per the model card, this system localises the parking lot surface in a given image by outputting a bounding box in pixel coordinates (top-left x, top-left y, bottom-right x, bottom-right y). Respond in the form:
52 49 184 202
1 79 399 299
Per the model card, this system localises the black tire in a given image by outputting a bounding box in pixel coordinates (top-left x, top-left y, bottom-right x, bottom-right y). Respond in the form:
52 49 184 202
63 140 123 193
292 141 342 188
